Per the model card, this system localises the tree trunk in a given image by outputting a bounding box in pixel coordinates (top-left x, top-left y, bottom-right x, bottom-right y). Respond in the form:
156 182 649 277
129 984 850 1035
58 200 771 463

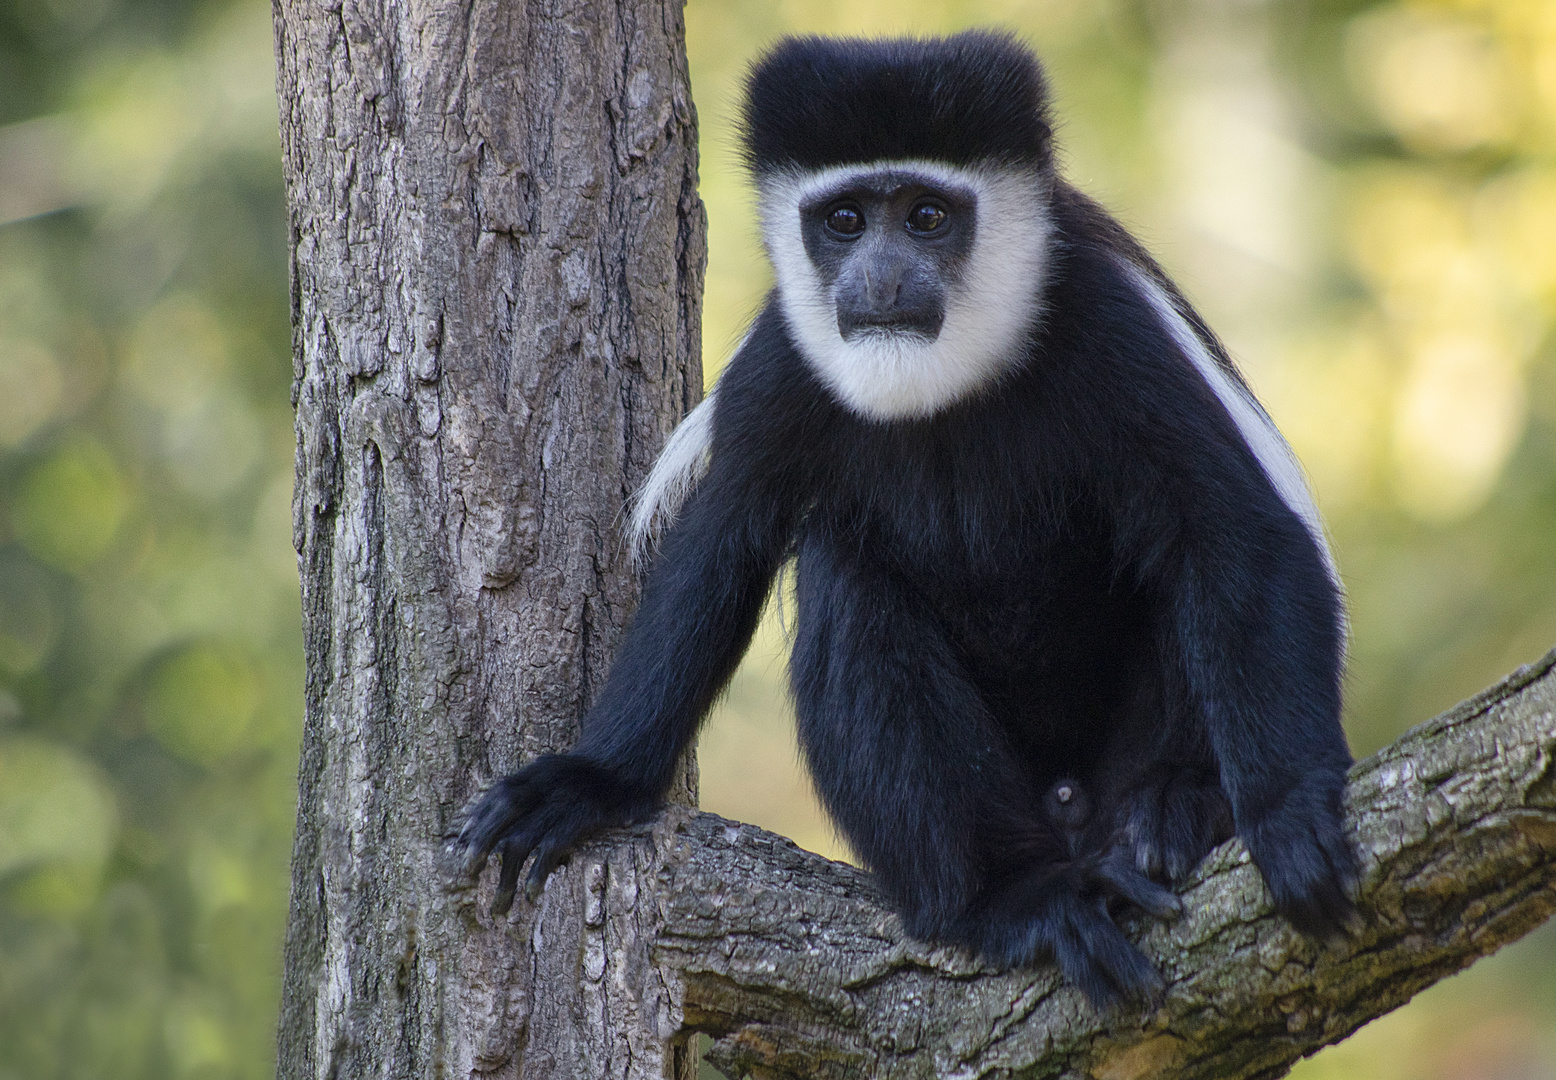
271 3 1556 1078
271 0 704 1076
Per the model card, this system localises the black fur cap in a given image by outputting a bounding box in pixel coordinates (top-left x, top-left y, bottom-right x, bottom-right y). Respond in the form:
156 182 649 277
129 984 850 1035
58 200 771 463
741 31 1054 175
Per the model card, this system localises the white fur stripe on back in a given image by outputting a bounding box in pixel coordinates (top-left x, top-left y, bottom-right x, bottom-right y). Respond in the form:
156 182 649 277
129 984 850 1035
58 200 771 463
629 387 718 566
1125 264 1343 599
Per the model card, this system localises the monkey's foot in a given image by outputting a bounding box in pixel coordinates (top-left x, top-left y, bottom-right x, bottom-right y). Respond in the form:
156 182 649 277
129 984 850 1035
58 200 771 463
1116 769 1234 883
950 864 1175 1010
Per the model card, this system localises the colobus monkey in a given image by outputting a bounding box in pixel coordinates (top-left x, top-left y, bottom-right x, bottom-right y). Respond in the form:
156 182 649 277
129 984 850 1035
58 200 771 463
451 31 1357 1008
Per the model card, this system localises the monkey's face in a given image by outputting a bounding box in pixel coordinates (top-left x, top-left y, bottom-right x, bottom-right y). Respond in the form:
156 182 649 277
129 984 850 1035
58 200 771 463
761 161 1053 422
799 171 976 343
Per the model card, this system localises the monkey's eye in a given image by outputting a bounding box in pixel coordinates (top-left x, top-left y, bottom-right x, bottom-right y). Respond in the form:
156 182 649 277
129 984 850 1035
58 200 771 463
825 205 865 237
906 201 948 235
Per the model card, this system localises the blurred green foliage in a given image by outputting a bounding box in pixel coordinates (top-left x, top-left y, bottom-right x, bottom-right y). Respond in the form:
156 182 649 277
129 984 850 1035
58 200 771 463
0 0 296 1076
0 0 1550 1077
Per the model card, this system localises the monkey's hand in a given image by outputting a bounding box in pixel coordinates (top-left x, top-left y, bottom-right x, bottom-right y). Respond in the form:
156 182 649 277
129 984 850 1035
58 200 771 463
1113 768 1234 883
954 854 1181 1010
1238 781 1360 941
446 755 655 915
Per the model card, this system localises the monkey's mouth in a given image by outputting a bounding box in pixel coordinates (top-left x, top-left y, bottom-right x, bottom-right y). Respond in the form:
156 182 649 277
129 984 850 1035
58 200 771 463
836 312 943 342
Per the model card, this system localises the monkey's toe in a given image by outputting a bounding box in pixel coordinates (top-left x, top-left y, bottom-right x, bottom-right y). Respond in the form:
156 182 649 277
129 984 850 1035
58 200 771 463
1117 770 1233 883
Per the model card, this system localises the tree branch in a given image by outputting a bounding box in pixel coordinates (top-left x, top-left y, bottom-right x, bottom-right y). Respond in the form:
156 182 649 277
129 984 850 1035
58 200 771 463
532 647 1556 1079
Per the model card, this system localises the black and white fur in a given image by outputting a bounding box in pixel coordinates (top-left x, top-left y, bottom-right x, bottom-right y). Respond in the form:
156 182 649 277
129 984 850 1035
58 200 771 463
452 31 1357 1009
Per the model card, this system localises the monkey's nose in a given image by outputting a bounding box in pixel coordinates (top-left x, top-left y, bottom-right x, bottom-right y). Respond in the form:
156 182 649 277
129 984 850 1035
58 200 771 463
835 264 944 340
861 264 904 308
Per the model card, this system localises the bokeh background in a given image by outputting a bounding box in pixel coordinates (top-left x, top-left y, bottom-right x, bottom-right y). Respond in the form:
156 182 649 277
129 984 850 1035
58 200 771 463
0 0 1551 1076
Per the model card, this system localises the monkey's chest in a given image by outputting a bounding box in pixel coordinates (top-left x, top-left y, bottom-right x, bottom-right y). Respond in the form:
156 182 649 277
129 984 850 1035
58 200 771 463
852 495 1154 737
922 540 1140 661
927 560 1153 769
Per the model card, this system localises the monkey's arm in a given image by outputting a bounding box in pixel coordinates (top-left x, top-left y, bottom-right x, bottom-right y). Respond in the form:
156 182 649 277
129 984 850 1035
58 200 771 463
450 466 795 912
1164 513 1357 937
1101 417 1354 935
1075 239 1356 938
451 318 811 913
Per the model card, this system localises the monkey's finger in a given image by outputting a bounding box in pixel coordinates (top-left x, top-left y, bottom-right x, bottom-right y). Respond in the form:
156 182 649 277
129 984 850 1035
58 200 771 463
524 838 570 903
457 777 539 870
1332 898 1365 940
1089 931 1165 1009
1325 832 1362 898
1123 812 1165 879
1277 870 1357 944
1297 831 1363 940
1314 871 1363 940
1047 917 1121 1010
491 838 524 916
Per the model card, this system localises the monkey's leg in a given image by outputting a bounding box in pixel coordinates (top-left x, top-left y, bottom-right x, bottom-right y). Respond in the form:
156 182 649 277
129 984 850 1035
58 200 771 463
790 541 1171 1008
1091 686 1234 883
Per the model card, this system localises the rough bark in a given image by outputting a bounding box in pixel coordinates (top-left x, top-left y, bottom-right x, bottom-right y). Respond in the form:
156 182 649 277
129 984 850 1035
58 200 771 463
272 0 704 1076
272 1 1556 1078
